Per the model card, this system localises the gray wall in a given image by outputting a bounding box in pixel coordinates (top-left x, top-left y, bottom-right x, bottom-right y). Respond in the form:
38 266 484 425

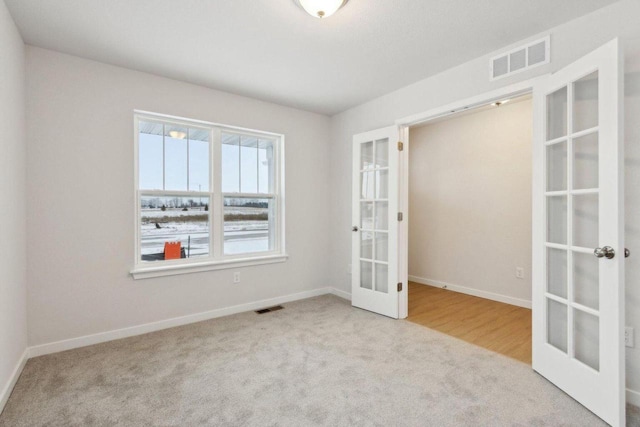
0 0 27 408
25 47 331 347
409 99 532 305
328 0 640 396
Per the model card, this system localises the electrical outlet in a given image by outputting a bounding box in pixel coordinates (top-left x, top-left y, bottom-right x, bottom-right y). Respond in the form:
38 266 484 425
626 327 635 348
233 272 240 284
515 267 524 279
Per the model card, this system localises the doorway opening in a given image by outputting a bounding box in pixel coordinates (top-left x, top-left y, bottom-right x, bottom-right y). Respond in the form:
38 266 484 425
405 94 533 364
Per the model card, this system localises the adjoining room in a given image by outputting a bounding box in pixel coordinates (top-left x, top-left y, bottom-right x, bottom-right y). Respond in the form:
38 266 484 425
406 95 533 364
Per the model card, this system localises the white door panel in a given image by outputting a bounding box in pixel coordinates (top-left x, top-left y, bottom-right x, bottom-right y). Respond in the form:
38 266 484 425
532 38 625 426
352 126 400 318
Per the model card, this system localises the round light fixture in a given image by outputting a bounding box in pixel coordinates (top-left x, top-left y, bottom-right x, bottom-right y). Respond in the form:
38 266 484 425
296 0 349 18
169 130 187 139
491 99 510 107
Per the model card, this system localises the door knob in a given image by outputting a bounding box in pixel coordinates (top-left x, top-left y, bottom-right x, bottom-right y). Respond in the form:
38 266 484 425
594 246 615 259
625 248 631 258
352 226 359 232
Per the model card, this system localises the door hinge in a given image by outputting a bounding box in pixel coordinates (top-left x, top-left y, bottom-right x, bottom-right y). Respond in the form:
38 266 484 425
397 212 403 221
397 141 404 151
397 282 403 292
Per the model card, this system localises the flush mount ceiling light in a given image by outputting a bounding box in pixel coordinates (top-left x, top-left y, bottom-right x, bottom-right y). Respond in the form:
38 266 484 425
491 99 510 107
169 130 187 139
295 0 349 18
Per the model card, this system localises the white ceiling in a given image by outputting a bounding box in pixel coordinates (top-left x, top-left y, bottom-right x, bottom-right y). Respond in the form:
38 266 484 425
5 0 618 115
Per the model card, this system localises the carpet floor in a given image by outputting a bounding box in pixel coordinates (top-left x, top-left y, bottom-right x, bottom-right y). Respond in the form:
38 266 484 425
1 295 638 426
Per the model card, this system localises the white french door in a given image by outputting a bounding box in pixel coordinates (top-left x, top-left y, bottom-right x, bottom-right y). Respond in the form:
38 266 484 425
351 126 401 318
532 39 625 426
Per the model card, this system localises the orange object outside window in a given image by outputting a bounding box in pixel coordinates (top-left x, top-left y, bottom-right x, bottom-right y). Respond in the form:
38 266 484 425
164 242 181 260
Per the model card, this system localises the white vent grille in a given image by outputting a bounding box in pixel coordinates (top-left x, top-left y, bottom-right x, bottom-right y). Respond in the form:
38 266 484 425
490 36 550 81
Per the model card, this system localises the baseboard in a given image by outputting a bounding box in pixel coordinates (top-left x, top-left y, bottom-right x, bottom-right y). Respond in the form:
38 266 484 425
408 275 532 309
9 287 639 413
0 348 29 415
29 287 332 358
329 287 351 300
628 387 640 407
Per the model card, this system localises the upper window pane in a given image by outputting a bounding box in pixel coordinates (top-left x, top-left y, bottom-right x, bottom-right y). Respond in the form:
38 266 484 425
139 121 163 190
164 125 188 191
222 133 240 193
258 140 274 194
222 133 275 194
240 136 258 193
138 122 210 192
189 130 210 192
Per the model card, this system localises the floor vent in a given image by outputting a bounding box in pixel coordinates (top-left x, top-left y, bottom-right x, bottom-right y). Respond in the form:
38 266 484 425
255 305 284 314
490 35 550 81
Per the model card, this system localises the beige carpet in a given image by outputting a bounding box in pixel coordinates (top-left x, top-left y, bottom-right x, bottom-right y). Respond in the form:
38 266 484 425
0 295 637 426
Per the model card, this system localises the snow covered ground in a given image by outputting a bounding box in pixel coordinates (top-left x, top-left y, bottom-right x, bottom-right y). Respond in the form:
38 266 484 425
140 207 269 260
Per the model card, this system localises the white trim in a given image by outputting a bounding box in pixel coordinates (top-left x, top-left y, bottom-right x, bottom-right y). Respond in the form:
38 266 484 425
627 388 640 408
329 288 352 300
396 78 542 127
408 275 532 309
134 110 283 138
133 111 287 276
0 348 29 415
2 288 351 410
395 77 542 323
131 254 289 279
29 287 336 358
398 125 409 319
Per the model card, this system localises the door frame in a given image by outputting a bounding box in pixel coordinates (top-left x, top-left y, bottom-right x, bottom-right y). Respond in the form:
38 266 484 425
394 77 543 319
392 69 628 420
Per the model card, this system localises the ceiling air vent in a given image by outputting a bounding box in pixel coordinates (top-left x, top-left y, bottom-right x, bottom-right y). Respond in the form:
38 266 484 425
490 36 550 81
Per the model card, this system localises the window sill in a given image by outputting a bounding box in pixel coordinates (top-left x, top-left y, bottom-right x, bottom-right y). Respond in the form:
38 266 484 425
131 254 289 280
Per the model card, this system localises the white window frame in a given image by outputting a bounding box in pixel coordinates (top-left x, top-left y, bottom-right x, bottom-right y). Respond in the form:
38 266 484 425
131 111 287 280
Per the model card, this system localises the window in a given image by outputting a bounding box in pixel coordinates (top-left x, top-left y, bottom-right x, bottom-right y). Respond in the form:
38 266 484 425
133 113 285 278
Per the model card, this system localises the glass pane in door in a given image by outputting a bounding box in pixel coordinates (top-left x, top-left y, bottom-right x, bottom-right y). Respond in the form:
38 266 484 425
360 202 373 229
573 251 599 310
573 194 598 249
375 232 388 262
375 139 388 167
361 231 373 260
376 170 389 199
375 263 388 293
547 196 567 244
547 87 568 140
573 133 599 190
375 201 388 230
361 141 374 170
361 171 375 199
360 261 372 290
547 248 567 298
543 65 603 370
547 299 568 353
574 309 599 370
547 141 567 191
358 138 390 294
573 71 599 132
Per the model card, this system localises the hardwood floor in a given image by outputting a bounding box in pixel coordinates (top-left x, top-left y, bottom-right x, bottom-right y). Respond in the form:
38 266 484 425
407 282 532 364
